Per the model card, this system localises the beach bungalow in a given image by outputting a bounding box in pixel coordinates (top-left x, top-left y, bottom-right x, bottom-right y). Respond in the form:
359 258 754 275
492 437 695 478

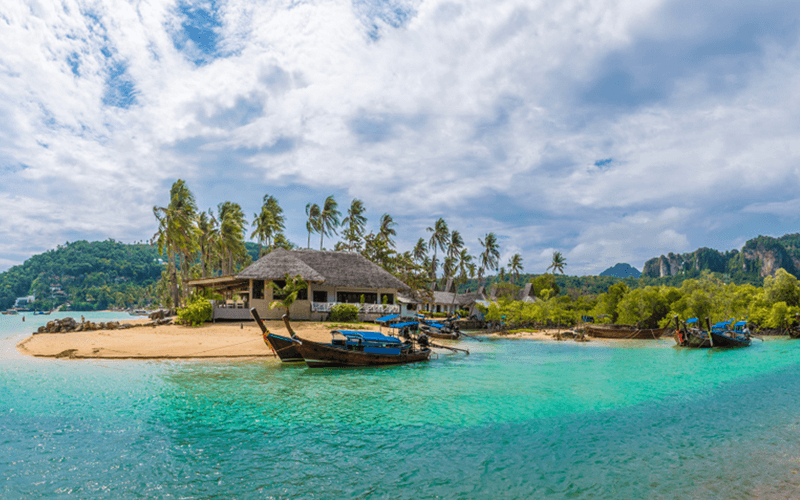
188 248 408 321
418 279 488 318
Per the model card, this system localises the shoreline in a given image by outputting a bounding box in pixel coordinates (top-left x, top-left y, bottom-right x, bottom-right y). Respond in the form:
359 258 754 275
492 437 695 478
16 320 680 360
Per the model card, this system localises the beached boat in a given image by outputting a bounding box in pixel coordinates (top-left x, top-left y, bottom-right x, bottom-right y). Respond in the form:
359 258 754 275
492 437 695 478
2 310 18 315
586 323 665 339
250 309 304 362
419 316 462 340
283 316 430 368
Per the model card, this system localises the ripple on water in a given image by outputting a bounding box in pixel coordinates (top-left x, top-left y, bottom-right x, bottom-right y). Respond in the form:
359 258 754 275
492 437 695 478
3 317 800 498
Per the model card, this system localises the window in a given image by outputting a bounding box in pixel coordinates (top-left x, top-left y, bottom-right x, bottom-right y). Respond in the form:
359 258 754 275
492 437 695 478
296 288 308 300
406 303 416 311
381 293 394 305
252 280 264 300
313 291 327 303
337 292 378 304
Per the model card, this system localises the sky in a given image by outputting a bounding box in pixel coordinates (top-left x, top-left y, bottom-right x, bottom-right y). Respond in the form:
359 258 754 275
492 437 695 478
2 0 800 276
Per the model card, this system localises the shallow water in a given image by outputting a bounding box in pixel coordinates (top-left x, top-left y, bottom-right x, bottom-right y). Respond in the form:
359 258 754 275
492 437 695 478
3 313 800 498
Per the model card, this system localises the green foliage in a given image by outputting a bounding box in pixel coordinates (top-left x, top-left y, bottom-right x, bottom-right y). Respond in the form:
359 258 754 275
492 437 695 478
529 274 560 297
177 297 213 326
330 303 359 322
0 240 162 311
268 274 307 319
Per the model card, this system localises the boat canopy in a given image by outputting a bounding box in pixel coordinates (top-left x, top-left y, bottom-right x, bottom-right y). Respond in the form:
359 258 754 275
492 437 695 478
387 321 417 329
425 321 447 329
734 321 748 327
375 314 400 324
335 330 402 344
686 318 698 324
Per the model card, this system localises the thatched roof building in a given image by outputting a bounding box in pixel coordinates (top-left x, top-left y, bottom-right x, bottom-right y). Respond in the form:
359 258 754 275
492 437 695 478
238 248 408 290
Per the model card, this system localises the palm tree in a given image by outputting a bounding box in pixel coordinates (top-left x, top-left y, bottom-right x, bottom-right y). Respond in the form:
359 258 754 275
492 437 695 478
319 195 340 250
262 195 286 251
197 209 218 277
378 213 397 248
508 253 524 283
547 251 567 274
426 218 449 281
217 201 247 274
412 238 427 264
444 230 464 281
152 179 198 309
269 274 307 319
479 232 500 285
305 203 321 249
250 208 272 258
457 249 473 281
341 199 367 252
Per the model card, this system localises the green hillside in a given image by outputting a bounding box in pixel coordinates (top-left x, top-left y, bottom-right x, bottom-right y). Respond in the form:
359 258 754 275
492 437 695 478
0 240 163 311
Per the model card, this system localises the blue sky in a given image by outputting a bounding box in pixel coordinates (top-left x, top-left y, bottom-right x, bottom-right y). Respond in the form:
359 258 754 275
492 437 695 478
2 0 800 275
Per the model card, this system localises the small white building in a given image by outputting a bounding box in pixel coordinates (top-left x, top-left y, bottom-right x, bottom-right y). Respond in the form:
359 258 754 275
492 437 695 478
14 295 35 308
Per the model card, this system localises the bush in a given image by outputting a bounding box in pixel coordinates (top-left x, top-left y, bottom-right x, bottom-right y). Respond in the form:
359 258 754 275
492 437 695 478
178 298 213 326
330 303 359 322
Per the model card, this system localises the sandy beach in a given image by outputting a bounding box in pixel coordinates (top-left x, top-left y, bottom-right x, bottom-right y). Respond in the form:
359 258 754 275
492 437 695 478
16 319 340 360
15 319 597 360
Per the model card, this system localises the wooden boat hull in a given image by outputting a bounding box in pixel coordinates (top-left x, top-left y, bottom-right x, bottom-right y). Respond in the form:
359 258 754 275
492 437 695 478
294 336 431 368
586 325 666 339
264 333 304 362
674 329 712 348
709 331 751 348
426 331 460 340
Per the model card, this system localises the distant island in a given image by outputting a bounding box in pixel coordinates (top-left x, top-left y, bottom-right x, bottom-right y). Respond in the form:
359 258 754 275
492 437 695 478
599 263 641 278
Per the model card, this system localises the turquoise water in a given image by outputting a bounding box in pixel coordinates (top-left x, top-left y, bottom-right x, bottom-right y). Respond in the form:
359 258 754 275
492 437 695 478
3 313 800 498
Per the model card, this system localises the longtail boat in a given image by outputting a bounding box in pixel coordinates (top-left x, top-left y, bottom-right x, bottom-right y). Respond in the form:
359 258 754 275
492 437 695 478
708 320 752 348
585 324 666 339
673 317 727 348
283 316 431 368
419 315 462 340
250 308 304 362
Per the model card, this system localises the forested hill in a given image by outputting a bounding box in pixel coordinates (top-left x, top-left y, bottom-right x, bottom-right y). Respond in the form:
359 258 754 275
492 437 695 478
642 233 800 283
0 240 163 311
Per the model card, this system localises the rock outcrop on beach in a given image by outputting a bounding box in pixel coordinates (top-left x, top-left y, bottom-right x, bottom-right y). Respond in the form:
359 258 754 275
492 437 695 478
35 317 173 334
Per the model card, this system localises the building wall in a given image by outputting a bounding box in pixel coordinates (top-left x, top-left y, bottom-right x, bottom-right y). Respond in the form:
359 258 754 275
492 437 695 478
248 280 399 321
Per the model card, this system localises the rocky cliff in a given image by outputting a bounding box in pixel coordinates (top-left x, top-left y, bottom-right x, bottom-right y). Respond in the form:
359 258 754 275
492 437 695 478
642 234 800 279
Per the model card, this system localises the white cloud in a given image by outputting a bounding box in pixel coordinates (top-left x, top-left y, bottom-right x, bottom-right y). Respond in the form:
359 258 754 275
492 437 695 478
3 0 800 274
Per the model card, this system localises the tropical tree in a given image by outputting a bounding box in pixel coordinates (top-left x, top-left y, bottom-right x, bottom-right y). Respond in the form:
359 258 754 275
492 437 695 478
508 253 524 283
269 274 307 319
305 203 321 249
547 251 567 274
262 195 286 252
412 238 427 264
341 199 367 252
152 179 199 309
216 201 248 274
426 218 449 281
319 195 341 250
479 232 500 284
250 208 272 258
196 209 218 278
378 213 397 248
444 230 464 282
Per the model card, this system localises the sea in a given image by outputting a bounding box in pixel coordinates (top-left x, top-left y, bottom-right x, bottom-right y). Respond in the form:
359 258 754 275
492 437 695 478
3 311 800 499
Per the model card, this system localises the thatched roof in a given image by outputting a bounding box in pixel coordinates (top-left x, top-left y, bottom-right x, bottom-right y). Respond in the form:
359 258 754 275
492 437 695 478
237 248 408 290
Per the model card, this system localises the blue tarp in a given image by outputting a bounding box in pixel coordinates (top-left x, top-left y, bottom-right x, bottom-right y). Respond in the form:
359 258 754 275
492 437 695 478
336 330 402 344
686 318 698 324
734 321 748 327
426 322 446 329
375 314 400 323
